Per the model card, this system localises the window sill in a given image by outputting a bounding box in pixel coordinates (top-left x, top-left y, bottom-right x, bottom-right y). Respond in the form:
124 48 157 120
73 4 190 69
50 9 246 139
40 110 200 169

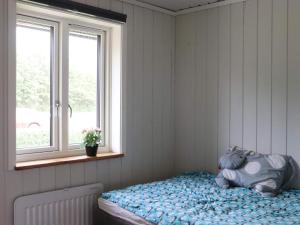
15 152 124 170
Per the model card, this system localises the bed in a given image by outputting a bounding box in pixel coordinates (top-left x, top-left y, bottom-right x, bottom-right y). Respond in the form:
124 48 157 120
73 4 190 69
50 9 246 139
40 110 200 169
95 172 300 225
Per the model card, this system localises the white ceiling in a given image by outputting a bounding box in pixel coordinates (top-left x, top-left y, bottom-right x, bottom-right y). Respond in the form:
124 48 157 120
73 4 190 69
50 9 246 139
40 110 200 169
135 0 222 11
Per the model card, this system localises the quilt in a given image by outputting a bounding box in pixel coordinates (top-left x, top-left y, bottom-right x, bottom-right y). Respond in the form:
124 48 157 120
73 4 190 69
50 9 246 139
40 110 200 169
101 172 300 225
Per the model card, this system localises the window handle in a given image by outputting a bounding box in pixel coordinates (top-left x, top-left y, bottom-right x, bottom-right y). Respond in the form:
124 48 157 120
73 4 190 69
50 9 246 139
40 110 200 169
55 101 61 115
68 104 73 118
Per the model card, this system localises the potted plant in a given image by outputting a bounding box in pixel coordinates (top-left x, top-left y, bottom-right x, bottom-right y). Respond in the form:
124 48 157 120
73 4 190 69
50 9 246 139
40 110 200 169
82 128 102 157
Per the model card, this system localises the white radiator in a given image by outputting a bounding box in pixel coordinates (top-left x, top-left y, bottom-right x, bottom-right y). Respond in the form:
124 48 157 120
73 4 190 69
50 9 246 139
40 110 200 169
14 183 103 225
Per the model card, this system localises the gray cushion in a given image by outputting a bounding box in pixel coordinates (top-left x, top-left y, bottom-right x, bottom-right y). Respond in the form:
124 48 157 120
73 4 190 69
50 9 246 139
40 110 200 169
216 146 297 197
218 146 250 170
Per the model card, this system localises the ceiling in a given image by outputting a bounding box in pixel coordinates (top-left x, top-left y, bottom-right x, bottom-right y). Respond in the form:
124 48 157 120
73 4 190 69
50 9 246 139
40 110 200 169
135 0 222 12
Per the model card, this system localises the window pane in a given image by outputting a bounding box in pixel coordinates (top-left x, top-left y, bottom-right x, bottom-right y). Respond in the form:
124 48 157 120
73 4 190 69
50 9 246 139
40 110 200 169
16 21 53 150
69 31 99 146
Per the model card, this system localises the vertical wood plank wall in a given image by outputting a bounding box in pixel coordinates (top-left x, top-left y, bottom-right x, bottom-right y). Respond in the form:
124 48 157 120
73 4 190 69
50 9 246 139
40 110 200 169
2 0 300 223
175 0 300 188
0 0 175 224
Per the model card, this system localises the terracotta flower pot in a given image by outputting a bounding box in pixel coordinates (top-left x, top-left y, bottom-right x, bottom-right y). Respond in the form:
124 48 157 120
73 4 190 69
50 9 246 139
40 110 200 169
85 144 98 157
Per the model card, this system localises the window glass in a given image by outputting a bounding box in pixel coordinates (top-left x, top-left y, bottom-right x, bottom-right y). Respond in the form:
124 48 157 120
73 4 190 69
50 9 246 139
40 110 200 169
16 21 53 150
68 30 100 146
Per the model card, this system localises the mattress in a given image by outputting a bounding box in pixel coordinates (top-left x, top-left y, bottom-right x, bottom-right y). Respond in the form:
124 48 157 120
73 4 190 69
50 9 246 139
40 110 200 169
100 172 300 225
98 198 153 225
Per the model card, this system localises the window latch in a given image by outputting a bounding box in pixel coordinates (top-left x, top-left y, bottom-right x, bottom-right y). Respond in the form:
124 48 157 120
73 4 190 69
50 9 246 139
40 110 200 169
55 101 61 115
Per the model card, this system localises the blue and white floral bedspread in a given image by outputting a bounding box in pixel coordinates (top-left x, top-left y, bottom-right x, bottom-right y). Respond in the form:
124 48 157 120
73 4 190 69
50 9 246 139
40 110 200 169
101 172 300 225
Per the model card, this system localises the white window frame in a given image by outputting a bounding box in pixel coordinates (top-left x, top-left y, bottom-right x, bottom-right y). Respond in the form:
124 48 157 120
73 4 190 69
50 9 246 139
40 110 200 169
9 1 123 164
16 15 60 155
67 25 106 150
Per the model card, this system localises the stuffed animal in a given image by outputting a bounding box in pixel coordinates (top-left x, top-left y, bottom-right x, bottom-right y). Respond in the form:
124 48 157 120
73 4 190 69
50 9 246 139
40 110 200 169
215 146 297 197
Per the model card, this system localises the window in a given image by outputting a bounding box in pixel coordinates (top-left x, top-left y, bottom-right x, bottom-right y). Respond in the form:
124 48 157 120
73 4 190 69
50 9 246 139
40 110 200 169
16 17 58 153
13 2 122 163
68 28 105 148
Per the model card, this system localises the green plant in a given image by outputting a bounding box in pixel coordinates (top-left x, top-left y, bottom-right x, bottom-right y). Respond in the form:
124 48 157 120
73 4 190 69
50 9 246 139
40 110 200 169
82 128 102 147
17 128 50 149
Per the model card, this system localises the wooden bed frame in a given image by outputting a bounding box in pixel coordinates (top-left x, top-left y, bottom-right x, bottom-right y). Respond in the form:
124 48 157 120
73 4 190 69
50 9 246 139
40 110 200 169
93 206 134 225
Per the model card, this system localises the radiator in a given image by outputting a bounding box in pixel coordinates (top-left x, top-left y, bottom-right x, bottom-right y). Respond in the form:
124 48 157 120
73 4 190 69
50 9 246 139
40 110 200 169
14 183 103 225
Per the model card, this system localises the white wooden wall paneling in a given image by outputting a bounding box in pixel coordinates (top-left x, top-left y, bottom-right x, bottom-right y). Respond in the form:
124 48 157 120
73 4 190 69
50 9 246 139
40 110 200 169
39 167 56 192
257 0 272 154
230 2 243 148
162 12 173 178
165 13 173 178
0 0 4 170
98 0 110 9
191 12 200 172
287 0 300 187
111 0 123 12
142 8 154 182
175 0 300 184
152 10 162 178
153 12 166 179
243 0 257 151
86 0 98 7
161 12 173 178
121 2 134 188
55 165 71 189
170 12 176 176
23 169 40 195
205 7 219 173
174 15 184 172
108 158 122 190
174 14 195 173
97 160 109 189
0 0 6 223
85 161 98 184
187 15 195 172
161 13 170 177
132 5 144 184
164 14 174 177
0 171 4 225
218 5 230 159
187 13 197 172
271 0 287 155
70 163 85 187
195 10 208 171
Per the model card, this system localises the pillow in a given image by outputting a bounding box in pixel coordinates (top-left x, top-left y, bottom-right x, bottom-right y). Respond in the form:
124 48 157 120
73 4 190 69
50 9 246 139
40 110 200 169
216 147 297 197
218 146 251 170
